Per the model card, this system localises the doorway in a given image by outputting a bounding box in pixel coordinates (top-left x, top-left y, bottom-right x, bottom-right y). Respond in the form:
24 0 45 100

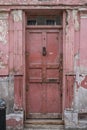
25 12 63 119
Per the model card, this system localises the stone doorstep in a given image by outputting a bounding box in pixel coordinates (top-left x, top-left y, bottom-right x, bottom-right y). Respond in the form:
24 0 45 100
24 124 64 130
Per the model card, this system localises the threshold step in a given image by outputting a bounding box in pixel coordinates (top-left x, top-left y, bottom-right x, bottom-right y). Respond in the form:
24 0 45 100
25 119 64 125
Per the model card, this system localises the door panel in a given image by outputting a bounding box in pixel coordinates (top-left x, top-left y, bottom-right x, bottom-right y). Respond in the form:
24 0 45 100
46 32 59 64
28 84 42 113
26 29 63 119
46 84 62 113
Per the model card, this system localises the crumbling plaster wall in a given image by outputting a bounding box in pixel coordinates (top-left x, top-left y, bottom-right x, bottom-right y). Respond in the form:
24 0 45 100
0 9 23 113
0 10 24 130
65 9 87 113
64 9 87 129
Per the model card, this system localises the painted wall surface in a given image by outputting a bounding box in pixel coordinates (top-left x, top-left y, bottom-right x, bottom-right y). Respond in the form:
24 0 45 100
0 1 87 129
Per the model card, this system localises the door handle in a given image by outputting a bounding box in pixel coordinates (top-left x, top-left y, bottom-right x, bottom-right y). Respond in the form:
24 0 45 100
42 47 47 56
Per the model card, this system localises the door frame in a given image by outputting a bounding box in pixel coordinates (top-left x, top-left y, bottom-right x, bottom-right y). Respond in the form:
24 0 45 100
23 9 66 120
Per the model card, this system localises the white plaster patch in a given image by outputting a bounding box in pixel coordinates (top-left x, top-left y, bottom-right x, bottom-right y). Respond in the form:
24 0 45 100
0 61 6 69
0 19 8 44
78 86 87 111
12 10 22 22
6 113 23 121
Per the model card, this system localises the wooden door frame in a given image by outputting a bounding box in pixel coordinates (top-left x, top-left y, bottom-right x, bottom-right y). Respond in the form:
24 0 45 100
23 9 66 120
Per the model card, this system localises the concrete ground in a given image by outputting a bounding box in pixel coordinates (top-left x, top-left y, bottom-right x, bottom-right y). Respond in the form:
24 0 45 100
24 125 64 130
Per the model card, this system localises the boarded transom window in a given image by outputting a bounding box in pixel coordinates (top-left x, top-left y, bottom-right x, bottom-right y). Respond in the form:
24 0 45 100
27 15 62 25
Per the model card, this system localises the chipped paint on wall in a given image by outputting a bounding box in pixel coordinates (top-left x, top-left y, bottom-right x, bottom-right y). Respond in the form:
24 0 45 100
73 10 79 31
0 18 8 44
12 10 22 22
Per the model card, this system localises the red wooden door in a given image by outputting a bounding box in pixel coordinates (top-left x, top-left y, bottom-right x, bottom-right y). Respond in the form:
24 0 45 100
26 28 63 119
